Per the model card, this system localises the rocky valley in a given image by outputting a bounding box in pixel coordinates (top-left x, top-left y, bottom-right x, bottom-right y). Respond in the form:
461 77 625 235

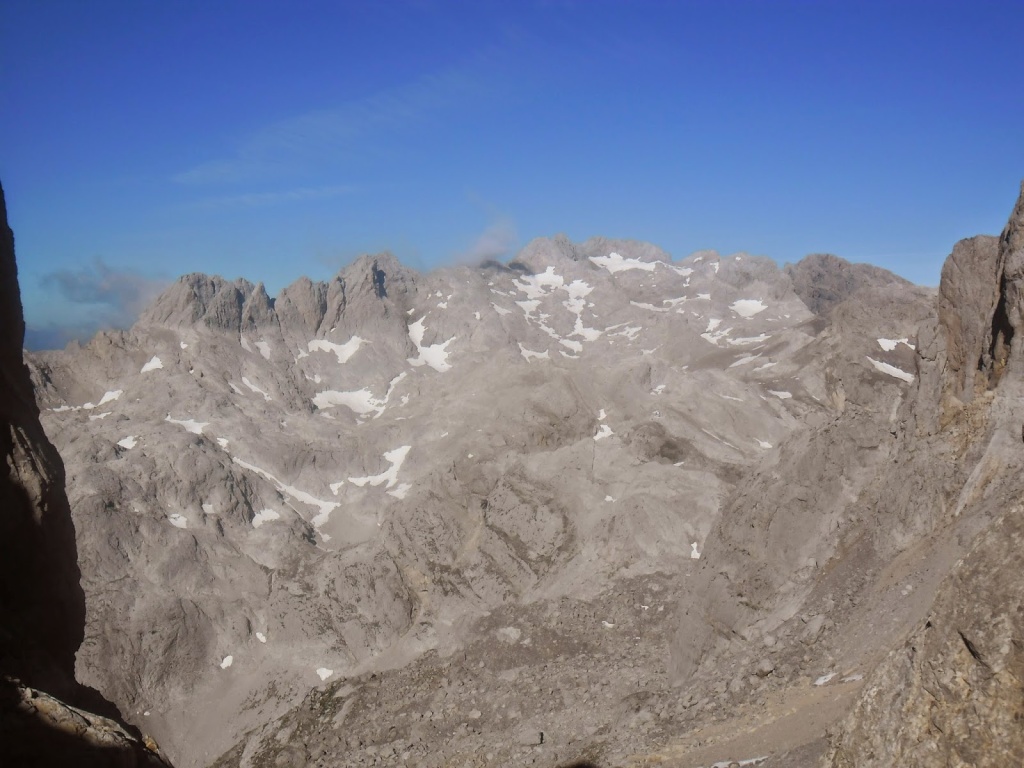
3 182 1023 767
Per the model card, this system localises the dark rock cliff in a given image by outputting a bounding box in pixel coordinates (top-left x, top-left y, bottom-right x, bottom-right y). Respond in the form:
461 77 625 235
0 180 171 766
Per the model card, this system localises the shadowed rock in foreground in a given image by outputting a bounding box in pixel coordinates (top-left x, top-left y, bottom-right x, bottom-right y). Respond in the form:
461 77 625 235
0 180 171 766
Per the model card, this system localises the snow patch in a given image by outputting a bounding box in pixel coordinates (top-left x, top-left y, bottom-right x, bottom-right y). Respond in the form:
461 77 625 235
312 374 406 418
407 318 455 372
492 303 512 316
232 458 339 529
519 344 549 362
768 390 792 399
690 542 701 560
866 356 914 383
256 632 266 643
589 252 658 274
242 377 272 401
165 415 209 434
730 299 767 318
594 424 613 441
316 668 334 681
251 508 281 528
97 390 123 406
255 340 271 360
140 356 163 373
220 656 233 669
349 445 411 490
877 337 913 352
168 514 188 529
117 436 137 450
755 439 773 449
216 438 229 449
814 672 837 686
308 336 366 364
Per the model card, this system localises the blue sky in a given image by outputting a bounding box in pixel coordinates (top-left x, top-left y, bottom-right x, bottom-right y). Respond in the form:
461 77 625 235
2 1 1022 348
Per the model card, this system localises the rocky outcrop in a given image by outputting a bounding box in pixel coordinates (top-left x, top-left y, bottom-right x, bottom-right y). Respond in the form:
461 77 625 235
0 179 85 693
0 180 171 766
786 253 913 316
824 182 1024 767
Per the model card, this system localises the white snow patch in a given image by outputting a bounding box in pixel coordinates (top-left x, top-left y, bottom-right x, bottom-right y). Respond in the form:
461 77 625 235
233 458 339 529
256 632 266 643
329 481 344 495
97 390 123 406
877 337 913 352
730 299 767 318
866 356 915 383
690 542 701 560
598 409 607 420
240 337 252 352
594 424 613 441
474 311 481 320
697 293 711 301
727 333 771 346
605 495 615 502
630 301 669 313
308 336 366 364
492 303 512 316
768 390 793 399
516 266 565 298
251 508 281 528
841 673 864 683
89 412 111 421
216 438 229 449
168 514 188 529
242 377 272 401
165 415 209 434
140 356 163 373
653 384 666 395
589 252 658 274
313 374 406 418
316 668 334 681
117 436 137 450
407 318 455 372
254 341 271 360
729 354 762 368
348 445 411 490
202 503 215 515
559 338 583 353
519 344 549 362
220 656 233 669
667 264 694 277
755 439 773 449
814 672 837 686
387 482 412 499
229 382 244 395
752 361 777 372
601 620 616 629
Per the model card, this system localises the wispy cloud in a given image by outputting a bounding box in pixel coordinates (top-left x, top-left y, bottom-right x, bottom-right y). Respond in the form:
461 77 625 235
456 217 519 264
174 68 479 185
37 258 169 345
187 184 355 211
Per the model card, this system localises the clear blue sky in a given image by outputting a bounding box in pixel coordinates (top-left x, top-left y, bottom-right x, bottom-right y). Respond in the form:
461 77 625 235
2 0 1022 348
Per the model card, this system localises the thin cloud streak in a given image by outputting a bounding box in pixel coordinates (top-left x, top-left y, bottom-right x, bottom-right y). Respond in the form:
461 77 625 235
174 68 479 185
186 184 355 211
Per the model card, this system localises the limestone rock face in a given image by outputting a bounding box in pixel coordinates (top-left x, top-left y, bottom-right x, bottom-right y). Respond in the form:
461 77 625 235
936 235 1001 402
0 180 171 766
0 180 85 692
785 252 912 316
823 181 1024 768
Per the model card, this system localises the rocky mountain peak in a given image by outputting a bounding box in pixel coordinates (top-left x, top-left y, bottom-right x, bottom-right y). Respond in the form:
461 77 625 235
785 252 912 316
